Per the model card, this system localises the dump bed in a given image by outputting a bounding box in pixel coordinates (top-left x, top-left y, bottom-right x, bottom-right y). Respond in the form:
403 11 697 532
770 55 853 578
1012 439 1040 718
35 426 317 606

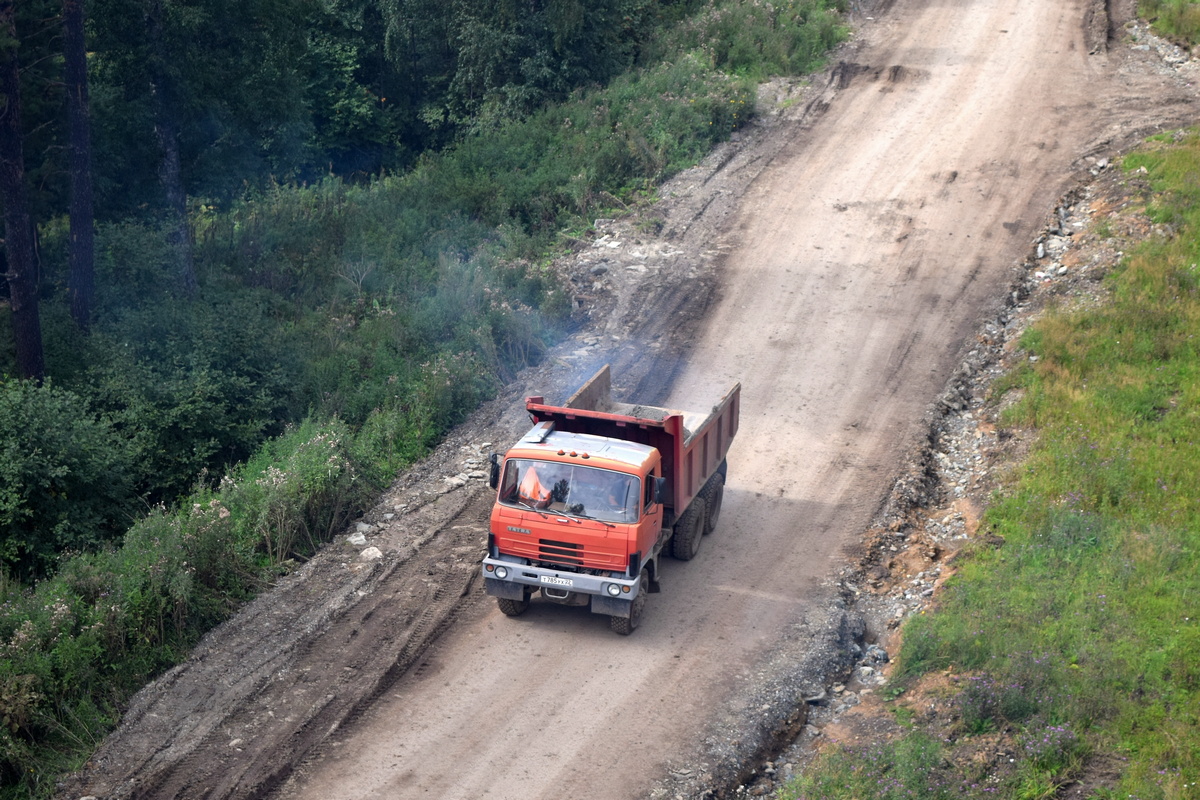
525 365 740 515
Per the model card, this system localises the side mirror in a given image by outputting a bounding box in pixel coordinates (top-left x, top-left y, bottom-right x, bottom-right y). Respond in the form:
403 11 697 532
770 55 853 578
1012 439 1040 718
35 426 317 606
653 476 668 505
488 453 501 489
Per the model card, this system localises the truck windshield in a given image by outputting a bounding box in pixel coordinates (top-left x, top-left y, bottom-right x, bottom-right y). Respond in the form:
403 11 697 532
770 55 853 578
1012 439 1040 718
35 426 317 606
498 459 640 524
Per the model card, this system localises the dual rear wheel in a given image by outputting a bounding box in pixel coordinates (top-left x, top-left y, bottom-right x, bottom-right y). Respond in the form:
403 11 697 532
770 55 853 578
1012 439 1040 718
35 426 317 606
671 470 726 560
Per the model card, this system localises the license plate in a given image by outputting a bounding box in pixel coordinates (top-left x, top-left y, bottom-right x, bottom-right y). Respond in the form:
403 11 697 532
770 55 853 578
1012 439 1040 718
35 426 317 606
540 575 573 587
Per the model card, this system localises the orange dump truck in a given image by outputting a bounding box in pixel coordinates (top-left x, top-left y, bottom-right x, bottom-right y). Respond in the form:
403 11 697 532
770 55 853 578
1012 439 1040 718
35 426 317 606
482 365 740 634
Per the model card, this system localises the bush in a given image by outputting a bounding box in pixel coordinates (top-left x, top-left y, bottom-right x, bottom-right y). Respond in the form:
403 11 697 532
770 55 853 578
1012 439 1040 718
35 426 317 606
0 415 373 792
63 294 303 504
0 381 135 579
667 0 848 79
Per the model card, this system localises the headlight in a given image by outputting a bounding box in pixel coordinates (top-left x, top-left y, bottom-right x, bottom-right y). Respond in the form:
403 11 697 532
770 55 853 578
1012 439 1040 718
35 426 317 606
606 583 622 597
494 566 509 580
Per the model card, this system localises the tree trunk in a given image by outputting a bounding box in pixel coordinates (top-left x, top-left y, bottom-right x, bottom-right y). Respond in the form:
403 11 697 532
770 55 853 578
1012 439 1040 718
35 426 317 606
0 1 45 381
64 0 95 330
145 0 197 298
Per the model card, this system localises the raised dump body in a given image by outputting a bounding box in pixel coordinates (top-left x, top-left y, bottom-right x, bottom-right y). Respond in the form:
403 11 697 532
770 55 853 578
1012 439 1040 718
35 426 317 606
482 365 740 634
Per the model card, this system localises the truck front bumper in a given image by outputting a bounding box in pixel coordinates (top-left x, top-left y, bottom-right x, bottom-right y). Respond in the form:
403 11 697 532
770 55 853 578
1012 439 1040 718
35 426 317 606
481 557 640 617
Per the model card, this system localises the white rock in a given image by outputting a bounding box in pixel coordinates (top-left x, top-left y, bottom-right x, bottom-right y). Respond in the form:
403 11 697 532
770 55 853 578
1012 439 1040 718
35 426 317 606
347 532 367 546
356 521 374 534
444 476 466 488
360 547 383 561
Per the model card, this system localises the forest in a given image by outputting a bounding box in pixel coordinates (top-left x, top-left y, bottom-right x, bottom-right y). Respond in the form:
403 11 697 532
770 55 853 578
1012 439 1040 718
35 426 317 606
0 0 846 793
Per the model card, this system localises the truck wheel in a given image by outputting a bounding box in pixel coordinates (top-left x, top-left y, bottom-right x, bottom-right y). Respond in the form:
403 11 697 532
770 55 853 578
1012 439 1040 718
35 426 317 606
497 597 529 617
670 497 707 561
702 473 725 536
610 571 649 635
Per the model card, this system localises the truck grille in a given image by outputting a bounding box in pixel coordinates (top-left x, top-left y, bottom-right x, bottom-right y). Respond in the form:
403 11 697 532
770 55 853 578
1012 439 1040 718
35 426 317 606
538 539 583 567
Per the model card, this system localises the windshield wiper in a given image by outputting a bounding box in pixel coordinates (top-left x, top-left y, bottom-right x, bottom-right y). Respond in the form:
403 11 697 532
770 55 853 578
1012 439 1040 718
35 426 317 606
517 500 549 518
565 509 615 528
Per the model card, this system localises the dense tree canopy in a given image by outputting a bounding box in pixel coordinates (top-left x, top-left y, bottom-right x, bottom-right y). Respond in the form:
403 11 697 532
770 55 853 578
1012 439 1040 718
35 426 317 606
0 0 689 234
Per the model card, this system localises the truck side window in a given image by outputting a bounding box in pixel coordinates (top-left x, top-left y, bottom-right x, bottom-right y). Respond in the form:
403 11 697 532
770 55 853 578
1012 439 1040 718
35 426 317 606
644 470 656 511
499 462 519 503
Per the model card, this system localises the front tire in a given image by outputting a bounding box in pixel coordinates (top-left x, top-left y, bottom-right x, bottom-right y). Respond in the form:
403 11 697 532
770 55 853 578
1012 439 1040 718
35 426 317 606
670 497 707 561
610 571 649 635
497 596 529 617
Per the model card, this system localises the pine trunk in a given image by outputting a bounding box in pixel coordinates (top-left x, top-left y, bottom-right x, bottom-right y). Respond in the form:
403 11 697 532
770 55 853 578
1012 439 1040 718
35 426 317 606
64 0 95 330
146 0 197 298
0 1 45 381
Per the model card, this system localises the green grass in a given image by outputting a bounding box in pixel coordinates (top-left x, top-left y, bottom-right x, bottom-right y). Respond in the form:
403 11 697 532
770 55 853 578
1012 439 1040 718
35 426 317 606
1140 0 1200 44
779 134 1200 799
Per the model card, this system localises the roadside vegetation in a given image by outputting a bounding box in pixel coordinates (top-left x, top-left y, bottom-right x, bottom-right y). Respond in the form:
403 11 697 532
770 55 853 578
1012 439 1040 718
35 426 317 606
779 133 1200 800
0 0 846 795
1142 0 1200 43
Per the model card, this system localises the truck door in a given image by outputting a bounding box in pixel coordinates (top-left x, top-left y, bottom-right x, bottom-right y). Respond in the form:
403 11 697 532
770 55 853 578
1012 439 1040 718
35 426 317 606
644 466 666 552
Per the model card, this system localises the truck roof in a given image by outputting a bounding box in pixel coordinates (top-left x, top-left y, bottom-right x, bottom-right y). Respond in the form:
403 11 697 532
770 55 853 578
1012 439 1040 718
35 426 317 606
506 424 658 474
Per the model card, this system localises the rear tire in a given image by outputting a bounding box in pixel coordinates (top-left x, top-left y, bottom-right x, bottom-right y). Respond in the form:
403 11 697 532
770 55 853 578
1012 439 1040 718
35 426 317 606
610 571 649 635
497 596 529 617
670 497 707 561
702 473 725 536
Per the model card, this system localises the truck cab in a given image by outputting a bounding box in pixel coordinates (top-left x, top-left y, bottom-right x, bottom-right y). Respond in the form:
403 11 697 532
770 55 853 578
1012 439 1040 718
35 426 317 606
484 424 665 630
481 365 739 635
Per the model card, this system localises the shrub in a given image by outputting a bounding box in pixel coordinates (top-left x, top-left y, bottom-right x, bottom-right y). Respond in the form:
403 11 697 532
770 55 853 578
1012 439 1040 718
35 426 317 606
0 416 371 792
667 0 848 79
68 294 303 504
1016 718 1082 772
0 381 135 579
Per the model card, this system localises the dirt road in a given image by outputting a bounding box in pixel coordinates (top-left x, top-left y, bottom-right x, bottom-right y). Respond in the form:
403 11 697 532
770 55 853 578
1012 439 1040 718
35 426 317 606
58 0 1198 797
